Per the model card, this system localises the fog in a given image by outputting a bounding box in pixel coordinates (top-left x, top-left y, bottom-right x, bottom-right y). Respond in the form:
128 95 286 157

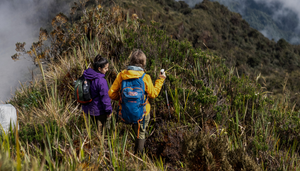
175 0 239 8
0 0 37 103
178 0 300 20
177 0 300 44
253 0 300 31
0 0 74 102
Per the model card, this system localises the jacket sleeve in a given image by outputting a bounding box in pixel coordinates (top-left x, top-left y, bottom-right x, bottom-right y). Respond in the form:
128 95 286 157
144 74 165 99
108 73 122 100
99 79 113 114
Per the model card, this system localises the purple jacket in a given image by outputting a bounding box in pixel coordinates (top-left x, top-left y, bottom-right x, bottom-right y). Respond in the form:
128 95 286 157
82 68 112 116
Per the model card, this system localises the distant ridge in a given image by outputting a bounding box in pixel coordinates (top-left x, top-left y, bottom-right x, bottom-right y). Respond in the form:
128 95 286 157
178 0 300 45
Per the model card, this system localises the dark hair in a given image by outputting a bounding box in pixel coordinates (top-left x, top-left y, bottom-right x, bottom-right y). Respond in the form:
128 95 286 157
129 49 146 68
93 54 108 70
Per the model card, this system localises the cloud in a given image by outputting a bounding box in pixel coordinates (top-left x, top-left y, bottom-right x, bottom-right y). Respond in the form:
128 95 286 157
259 25 280 41
254 0 300 10
251 0 300 42
178 0 300 44
177 0 202 7
176 0 246 12
290 37 300 44
252 0 300 28
0 0 75 102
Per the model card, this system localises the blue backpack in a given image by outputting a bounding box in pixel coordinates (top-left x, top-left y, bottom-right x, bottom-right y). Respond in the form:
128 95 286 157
118 73 147 137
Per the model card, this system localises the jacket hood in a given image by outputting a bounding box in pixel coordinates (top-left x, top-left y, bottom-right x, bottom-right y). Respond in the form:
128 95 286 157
120 70 145 80
83 68 105 80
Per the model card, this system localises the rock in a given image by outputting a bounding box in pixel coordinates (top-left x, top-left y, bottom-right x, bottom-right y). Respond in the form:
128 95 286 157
0 104 18 133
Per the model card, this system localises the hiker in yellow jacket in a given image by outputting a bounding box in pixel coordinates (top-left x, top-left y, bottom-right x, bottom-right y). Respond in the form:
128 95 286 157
108 49 166 154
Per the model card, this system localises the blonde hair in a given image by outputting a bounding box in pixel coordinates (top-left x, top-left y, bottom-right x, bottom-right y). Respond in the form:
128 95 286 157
129 49 146 68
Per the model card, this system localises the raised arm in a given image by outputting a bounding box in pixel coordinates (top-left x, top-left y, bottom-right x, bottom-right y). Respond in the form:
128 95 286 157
144 74 165 99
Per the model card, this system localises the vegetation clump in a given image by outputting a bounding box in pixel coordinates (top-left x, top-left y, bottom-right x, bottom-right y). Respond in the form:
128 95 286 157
183 133 261 170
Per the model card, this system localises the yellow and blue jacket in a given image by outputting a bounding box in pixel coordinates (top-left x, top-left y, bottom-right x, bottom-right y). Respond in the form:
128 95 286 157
108 69 165 115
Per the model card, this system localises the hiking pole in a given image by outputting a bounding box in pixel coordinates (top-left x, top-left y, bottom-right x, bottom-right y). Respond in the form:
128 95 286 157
165 82 171 119
161 69 171 119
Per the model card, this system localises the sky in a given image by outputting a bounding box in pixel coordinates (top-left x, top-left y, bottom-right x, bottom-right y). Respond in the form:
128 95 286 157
0 0 74 102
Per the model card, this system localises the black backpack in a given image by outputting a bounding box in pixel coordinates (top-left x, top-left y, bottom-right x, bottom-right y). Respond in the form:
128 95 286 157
74 76 93 104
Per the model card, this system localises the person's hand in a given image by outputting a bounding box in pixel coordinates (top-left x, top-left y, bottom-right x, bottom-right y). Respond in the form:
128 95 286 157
159 71 166 79
107 113 112 118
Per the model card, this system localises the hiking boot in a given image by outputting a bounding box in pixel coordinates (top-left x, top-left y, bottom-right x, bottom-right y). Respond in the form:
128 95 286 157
134 139 146 155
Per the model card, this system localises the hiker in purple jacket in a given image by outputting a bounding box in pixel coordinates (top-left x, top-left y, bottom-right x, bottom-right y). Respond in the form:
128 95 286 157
82 55 112 130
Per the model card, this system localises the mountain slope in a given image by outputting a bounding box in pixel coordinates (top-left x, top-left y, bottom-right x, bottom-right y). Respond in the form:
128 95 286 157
100 0 300 107
181 0 300 44
224 0 300 44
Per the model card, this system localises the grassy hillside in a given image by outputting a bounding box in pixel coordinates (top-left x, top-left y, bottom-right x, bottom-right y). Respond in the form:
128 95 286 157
3 0 300 170
96 0 300 110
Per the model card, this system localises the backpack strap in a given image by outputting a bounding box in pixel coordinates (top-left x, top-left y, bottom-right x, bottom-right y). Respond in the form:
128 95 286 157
136 116 146 139
139 73 146 80
139 73 148 106
143 115 145 129
137 121 140 139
